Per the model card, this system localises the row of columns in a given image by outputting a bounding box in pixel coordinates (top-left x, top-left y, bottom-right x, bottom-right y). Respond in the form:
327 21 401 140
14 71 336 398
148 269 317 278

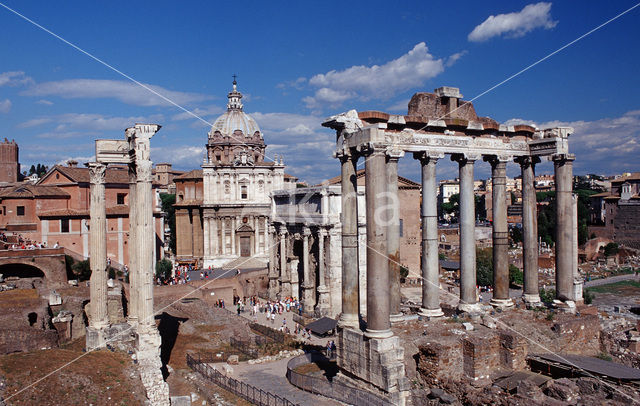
337 141 576 335
203 215 268 257
269 223 331 314
88 125 159 334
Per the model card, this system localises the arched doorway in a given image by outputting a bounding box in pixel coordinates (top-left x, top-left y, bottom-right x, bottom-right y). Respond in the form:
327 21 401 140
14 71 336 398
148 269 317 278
236 224 254 257
0 263 46 279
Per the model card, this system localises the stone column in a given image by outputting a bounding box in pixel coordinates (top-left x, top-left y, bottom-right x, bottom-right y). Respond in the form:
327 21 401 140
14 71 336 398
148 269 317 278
127 162 139 324
203 214 210 259
452 154 480 313
414 152 444 317
517 156 541 303
554 154 575 301
263 217 268 253
268 225 279 299
302 226 315 313
337 149 359 329
279 227 290 298
220 217 226 255
254 216 259 255
487 156 513 308
316 227 330 316
386 148 404 323
363 145 392 338
133 124 160 332
88 162 108 329
211 217 219 256
231 216 236 255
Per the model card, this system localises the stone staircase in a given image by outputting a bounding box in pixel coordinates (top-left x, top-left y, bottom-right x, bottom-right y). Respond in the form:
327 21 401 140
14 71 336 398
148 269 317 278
220 256 268 271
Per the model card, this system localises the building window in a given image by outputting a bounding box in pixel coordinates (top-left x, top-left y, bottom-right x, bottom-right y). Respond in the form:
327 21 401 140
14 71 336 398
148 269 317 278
241 185 248 199
16 206 25 216
117 193 126 205
399 219 404 237
61 219 70 233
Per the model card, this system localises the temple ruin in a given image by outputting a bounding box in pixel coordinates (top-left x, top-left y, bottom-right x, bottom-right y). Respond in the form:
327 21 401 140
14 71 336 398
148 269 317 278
85 124 169 406
322 87 580 404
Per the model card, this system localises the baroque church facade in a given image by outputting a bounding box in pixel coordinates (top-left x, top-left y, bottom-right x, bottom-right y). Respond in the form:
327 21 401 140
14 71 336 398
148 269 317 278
174 81 297 268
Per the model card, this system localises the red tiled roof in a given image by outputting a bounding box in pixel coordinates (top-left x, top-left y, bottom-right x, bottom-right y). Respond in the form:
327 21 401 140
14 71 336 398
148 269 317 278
174 169 203 180
38 205 161 217
0 184 69 199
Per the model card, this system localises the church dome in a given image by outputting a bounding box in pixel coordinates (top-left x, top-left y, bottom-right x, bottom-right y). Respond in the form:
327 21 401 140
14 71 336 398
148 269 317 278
209 80 262 139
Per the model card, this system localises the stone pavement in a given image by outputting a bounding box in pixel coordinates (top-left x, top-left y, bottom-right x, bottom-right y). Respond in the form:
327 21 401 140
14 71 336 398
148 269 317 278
230 356 341 406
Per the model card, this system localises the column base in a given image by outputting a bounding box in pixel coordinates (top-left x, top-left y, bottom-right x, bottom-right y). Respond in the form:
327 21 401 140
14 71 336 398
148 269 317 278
338 313 360 329
315 285 331 318
490 298 514 309
364 328 394 339
390 313 405 324
553 299 577 314
522 293 541 304
419 307 444 318
85 326 107 351
457 302 483 314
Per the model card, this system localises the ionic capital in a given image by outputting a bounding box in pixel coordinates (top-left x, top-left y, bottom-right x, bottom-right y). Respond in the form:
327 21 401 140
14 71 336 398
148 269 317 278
552 153 576 163
87 162 106 185
483 154 512 167
358 142 386 157
451 152 480 165
303 226 311 236
133 123 161 139
514 155 541 168
318 227 328 237
413 151 444 165
385 147 405 162
334 146 353 162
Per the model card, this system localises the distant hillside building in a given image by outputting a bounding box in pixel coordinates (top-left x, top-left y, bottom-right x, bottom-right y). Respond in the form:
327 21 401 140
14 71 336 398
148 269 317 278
0 162 165 266
174 81 297 268
0 138 20 184
589 172 640 249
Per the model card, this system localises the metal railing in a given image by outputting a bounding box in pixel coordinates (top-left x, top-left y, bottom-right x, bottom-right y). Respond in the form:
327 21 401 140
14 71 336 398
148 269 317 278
249 322 286 343
229 336 268 359
286 353 393 406
186 353 299 406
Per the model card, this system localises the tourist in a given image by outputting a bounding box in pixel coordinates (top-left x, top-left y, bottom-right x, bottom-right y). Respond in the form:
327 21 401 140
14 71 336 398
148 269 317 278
326 341 332 358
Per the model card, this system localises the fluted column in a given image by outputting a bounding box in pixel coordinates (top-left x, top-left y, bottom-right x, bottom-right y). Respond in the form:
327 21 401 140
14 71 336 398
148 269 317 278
268 225 279 299
221 217 226 255
231 216 236 255
517 156 541 303
302 226 315 313
279 227 290 298
203 214 210 259
452 154 480 313
254 216 259 255
487 156 513 308
414 152 444 317
132 124 160 332
263 217 268 254
554 154 575 301
127 161 139 324
386 148 404 323
316 228 330 316
363 145 392 338
88 162 108 329
211 217 219 256
337 149 359 329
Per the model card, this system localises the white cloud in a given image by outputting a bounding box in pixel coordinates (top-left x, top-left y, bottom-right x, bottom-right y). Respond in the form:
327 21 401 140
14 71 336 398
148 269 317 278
36 99 53 105
386 99 410 112
0 71 33 87
304 42 444 109
18 113 164 132
284 124 314 136
171 105 224 121
502 118 538 127
468 2 558 42
251 112 323 133
277 77 307 90
0 99 11 113
151 145 206 166
445 50 468 67
22 79 211 107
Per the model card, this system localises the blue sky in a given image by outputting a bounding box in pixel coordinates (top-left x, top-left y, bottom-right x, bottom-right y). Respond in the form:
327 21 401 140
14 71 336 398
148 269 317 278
1 1 639 184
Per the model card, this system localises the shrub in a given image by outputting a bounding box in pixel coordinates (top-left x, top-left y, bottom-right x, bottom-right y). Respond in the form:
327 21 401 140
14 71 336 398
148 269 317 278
156 258 173 280
539 288 556 304
509 264 523 286
399 265 409 283
71 259 91 281
583 289 594 305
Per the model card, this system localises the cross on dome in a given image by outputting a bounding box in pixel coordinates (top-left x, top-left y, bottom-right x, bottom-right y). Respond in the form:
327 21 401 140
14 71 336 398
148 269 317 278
227 75 243 111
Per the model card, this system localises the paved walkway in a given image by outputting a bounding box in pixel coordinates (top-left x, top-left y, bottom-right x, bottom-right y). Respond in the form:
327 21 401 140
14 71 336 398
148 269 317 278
231 357 341 406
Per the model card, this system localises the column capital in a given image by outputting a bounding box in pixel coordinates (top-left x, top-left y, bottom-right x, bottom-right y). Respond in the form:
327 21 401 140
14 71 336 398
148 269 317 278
413 151 444 164
385 147 405 161
318 227 328 237
451 152 480 164
514 155 541 167
483 154 512 167
552 153 576 163
302 226 311 236
334 146 355 162
358 142 386 156
87 162 106 184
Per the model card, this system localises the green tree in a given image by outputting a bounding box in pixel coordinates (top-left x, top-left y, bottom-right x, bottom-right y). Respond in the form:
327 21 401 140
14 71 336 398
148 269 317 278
603 242 619 257
160 193 176 254
476 247 493 286
510 226 523 245
71 259 92 281
156 258 173 280
509 264 523 286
